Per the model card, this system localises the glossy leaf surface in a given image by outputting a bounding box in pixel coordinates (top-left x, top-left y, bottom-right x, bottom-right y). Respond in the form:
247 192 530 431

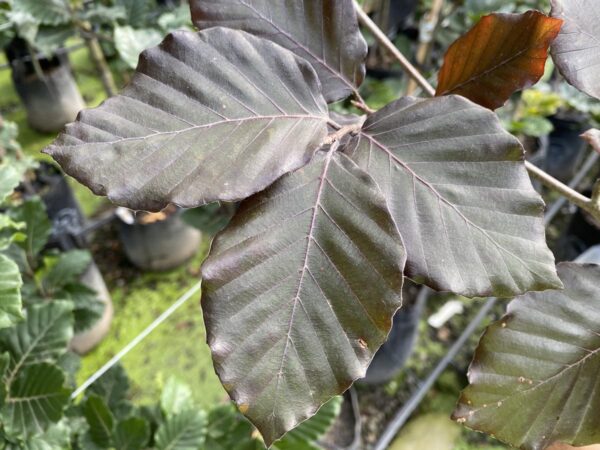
202 150 405 445
551 0 600 100
114 417 150 450
154 409 207 450
0 254 23 329
437 11 563 109
190 0 367 103
45 28 329 212
453 263 600 450
344 95 562 297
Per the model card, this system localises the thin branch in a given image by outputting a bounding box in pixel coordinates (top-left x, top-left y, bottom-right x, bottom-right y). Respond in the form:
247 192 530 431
526 161 600 221
351 98 375 114
353 0 436 97
592 179 600 212
322 122 363 146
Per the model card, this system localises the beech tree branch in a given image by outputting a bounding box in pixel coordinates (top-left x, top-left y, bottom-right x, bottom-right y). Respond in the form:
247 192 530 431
526 161 600 221
353 0 436 97
353 0 600 220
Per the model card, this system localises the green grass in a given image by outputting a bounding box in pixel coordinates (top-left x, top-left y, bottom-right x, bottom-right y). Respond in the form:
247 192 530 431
78 245 227 409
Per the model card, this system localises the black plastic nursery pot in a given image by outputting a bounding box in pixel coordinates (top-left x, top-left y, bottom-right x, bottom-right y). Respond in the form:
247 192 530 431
5 38 85 133
542 115 589 183
555 201 600 262
361 283 427 385
118 206 202 272
29 163 114 354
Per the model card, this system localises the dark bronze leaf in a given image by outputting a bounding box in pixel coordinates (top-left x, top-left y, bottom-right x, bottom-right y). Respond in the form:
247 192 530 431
201 150 405 445
45 28 330 212
344 95 562 297
453 263 600 450
190 0 367 103
551 0 600 100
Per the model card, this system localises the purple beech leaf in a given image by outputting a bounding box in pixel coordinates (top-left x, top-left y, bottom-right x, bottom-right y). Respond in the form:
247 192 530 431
343 95 562 298
201 150 405 446
551 0 600 100
453 262 600 450
44 28 329 212
190 0 367 103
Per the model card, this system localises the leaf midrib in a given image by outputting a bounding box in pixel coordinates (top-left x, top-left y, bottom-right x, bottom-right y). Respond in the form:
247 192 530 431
359 131 548 281
270 149 335 422
238 0 356 91
58 115 328 147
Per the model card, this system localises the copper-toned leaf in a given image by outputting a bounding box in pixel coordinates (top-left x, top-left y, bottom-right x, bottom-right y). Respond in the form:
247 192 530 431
453 262 600 450
551 0 600 100
45 28 329 212
436 11 563 110
344 95 562 298
202 150 405 445
190 0 367 103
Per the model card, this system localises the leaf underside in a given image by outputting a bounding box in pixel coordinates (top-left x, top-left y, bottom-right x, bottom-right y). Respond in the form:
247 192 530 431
45 27 329 212
453 263 600 450
202 150 405 445
551 0 600 100
190 0 367 103
436 11 563 110
343 95 562 298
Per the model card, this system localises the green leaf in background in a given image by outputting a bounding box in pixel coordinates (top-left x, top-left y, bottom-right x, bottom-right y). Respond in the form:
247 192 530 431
62 283 104 334
12 0 71 26
274 396 342 450
114 417 150 450
510 116 554 138
0 301 74 376
160 377 193 417
116 0 155 28
453 262 600 449
42 249 92 293
83 395 115 448
80 4 126 25
87 364 132 420
114 25 163 69
205 404 262 450
22 422 72 450
0 352 9 407
11 198 52 265
155 409 207 450
181 203 237 236
0 254 23 329
157 4 191 32
5 10 39 45
34 25 75 57
1 363 71 437
0 164 20 203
